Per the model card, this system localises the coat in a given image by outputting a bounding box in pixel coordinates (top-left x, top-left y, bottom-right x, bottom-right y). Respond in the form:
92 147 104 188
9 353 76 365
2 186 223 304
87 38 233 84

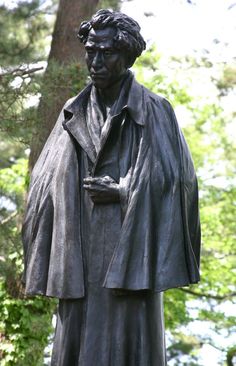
22 75 201 299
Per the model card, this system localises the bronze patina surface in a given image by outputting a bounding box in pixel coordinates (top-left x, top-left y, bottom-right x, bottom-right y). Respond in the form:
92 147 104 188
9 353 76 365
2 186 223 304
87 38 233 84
22 9 200 366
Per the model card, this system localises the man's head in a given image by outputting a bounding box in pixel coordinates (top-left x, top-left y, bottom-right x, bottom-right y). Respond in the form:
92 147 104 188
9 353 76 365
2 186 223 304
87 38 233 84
78 9 146 89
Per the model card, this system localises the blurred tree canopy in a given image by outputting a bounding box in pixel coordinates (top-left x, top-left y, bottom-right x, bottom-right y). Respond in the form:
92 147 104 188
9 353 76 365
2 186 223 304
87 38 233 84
0 0 235 365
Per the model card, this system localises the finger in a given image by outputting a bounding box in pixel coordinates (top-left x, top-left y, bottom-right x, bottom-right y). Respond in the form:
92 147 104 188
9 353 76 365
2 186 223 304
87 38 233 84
83 177 95 183
83 184 93 190
84 176 113 183
83 181 103 187
83 185 105 193
84 178 104 186
102 176 116 183
84 182 107 189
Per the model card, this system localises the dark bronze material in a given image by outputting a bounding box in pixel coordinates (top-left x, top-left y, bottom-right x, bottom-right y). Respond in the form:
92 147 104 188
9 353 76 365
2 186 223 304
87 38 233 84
22 9 200 366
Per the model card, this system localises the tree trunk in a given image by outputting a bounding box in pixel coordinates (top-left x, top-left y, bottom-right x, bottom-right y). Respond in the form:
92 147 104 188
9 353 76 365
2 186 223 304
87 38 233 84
226 346 236 366
29 0 99 169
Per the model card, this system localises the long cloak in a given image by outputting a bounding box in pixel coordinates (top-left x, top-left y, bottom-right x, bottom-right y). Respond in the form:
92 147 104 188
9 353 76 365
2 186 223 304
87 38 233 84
22 73 200 365
51 76 166 365
22 73 200 299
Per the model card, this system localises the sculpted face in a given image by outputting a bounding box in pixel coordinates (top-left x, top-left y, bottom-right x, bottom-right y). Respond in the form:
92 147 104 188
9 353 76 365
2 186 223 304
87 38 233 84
85 26 127 89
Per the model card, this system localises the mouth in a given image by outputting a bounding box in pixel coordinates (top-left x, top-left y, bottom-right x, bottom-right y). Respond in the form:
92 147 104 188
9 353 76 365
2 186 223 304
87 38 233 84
90 73 107 79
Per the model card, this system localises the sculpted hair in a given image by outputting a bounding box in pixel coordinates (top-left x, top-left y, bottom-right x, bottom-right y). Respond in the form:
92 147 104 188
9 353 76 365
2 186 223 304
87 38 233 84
78 9 146 67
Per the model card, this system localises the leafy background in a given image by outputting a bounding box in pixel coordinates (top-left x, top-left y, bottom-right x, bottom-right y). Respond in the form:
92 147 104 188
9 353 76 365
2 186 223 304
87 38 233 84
0 0 235 365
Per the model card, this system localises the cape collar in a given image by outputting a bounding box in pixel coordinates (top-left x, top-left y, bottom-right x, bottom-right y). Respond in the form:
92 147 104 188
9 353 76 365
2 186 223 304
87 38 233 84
125 74 145 126
62 73 146 163
63 72 146 126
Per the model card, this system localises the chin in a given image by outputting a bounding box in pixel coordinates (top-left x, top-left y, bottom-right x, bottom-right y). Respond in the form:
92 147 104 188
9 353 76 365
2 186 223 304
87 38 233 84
92 80 109 89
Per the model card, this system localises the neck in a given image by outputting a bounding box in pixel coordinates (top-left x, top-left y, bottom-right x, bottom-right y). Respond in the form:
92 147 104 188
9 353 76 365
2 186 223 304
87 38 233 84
97 72 128 107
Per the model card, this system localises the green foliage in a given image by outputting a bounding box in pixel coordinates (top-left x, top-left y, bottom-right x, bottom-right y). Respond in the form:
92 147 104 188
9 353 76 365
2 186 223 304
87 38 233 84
0 283 56 366
99 0 121 10
0 65 40 143
0 157 27 277
215 63 236 96
40 60 88 108
0 1 51 66
164 289 190 330
133 46 192 106
0 133 26 169
0 156 56 365
0 0 53 144
0 2 56 359
0 157 27 204
167 332 201 365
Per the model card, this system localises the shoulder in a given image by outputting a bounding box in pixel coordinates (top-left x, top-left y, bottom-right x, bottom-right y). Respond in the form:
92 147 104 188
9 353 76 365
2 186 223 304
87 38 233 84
142 85 174 115
64 96 77 108
137 84 177 129
63 83 92 114
130 77 175 125
139 83 182 144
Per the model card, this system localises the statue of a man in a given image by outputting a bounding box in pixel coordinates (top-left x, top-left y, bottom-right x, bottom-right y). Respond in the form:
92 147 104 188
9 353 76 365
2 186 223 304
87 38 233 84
22 9 200 366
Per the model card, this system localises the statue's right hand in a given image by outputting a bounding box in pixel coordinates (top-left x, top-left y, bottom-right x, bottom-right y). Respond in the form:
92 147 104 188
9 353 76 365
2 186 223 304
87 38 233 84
83 176 120 204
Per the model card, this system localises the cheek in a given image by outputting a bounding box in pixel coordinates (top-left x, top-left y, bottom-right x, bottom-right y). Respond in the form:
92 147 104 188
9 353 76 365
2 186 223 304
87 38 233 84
112 58 126 74
117 56 127 72
85 54 92 69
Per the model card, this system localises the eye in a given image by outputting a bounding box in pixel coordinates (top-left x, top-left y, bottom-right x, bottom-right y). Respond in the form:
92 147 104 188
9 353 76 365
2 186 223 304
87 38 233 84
104 50 114 56
86 48 95 55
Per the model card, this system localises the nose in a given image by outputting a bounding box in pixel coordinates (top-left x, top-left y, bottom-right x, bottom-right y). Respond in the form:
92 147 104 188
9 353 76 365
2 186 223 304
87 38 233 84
91 51 104 70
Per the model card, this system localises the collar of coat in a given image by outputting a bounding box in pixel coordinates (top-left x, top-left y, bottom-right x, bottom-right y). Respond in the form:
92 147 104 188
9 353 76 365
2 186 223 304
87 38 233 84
62 72 146 163
63 71 146 127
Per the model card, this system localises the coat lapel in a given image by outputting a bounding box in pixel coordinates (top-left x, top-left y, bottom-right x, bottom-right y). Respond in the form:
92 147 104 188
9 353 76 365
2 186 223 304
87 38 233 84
62 76 146 165
62 85 97 163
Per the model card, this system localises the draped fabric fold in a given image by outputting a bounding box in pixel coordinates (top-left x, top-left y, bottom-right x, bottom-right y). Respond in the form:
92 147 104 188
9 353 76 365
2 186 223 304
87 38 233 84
104 95 200 291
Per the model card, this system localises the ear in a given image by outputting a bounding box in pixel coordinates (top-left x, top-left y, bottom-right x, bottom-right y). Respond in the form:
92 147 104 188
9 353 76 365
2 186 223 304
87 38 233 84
126 55 136 68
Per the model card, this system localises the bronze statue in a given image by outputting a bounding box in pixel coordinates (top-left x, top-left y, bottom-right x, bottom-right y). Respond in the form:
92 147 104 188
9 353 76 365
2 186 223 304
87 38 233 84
22 9 200 366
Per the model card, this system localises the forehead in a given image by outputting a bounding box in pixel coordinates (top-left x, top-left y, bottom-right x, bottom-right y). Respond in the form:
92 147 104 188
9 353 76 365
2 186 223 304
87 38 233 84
85 27 117 48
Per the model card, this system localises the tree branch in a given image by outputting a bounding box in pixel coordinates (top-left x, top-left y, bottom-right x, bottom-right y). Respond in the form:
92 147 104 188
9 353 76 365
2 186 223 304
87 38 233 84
0 66 44 78
0 211 18 225
179 287 236 300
